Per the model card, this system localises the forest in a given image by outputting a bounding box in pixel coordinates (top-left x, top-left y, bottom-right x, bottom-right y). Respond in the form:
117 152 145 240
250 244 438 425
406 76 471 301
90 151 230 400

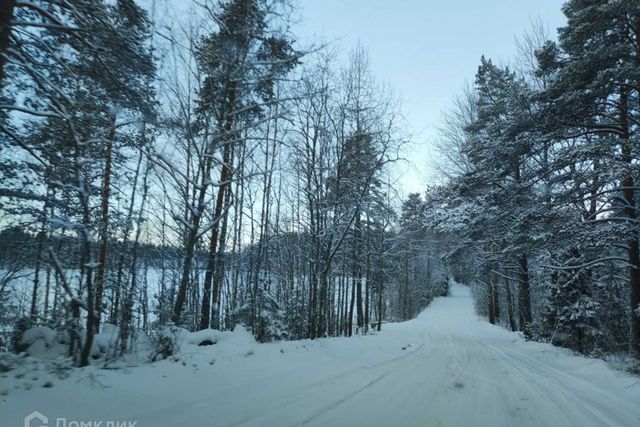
427 2 640 362
0 0 450 369
0 0 638 376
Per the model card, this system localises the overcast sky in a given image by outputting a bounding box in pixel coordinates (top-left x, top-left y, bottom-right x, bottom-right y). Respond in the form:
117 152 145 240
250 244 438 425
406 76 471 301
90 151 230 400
294 0 568 195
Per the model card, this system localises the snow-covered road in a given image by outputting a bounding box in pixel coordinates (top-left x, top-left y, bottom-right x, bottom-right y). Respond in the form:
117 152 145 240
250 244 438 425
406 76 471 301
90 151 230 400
3 284 640 427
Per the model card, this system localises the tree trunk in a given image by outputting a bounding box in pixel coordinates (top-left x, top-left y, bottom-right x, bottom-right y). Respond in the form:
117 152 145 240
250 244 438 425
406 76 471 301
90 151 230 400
377 227 385 331
355 213 364 329
619 87 640 358
487 276 496 325
348 273 356 337
173 157 212 324
199 175 223 331
79 224 95 367
120 160 150 353
111 150 144 325
76 132 95 367
0 0 15 88
517 254 533 338
503 269 516 332
94 123 116 333
211 182 232 330
403 255 410 320
200 144 232 329
317 272 328 337
493 272 500 324
342 255 349 335
364 216 371 332
30 229 45 321
43 265 51 321
229 143 246 324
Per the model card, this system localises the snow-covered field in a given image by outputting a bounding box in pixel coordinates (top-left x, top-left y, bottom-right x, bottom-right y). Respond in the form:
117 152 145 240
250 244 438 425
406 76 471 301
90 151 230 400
2 284 639 427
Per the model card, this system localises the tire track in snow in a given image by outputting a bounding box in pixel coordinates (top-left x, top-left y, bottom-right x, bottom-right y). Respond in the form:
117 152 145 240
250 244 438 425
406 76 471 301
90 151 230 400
227 329 433 427
485 341 638 426
117 284 640 427
296 329 440 427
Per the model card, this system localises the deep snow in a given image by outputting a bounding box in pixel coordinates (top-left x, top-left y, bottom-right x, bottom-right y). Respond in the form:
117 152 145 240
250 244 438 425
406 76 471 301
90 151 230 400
2 284 639 427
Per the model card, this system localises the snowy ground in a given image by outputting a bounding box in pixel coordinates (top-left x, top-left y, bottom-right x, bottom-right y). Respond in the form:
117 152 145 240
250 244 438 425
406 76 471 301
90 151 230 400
2 284 640 427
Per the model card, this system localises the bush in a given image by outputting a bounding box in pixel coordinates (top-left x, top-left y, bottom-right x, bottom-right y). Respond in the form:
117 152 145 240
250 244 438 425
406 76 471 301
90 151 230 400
148 326 180 362
47 357 73 379
0 352 22 373
11 317 33 353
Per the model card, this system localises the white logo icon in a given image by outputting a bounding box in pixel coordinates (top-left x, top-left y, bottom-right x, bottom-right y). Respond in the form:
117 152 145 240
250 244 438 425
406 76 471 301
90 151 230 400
24 411 48 427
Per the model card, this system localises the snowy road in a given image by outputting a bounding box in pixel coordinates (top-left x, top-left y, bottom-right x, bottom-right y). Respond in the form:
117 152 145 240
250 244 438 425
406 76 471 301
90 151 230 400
3 284 640 427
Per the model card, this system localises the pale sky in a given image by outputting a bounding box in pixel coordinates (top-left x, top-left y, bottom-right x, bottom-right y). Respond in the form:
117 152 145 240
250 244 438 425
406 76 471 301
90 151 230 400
294 0 568 195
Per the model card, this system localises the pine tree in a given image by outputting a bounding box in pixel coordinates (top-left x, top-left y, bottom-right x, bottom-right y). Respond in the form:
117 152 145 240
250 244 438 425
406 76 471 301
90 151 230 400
540 0 640 357
464 57 537 336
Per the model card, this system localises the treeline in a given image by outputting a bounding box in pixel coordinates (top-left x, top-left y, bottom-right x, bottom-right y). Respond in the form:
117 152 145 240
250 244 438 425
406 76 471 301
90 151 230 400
426 1 640 361
0 0 447 365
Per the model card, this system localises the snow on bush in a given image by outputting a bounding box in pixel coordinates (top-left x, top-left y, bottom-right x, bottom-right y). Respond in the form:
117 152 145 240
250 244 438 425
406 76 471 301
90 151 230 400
46 356 73 379
148 325 185 362
0 352 23 372
219 325 256 357
20 327 56 348
184 329 226 346
91 324 119 358
16 327 70 360
175 325 256 359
